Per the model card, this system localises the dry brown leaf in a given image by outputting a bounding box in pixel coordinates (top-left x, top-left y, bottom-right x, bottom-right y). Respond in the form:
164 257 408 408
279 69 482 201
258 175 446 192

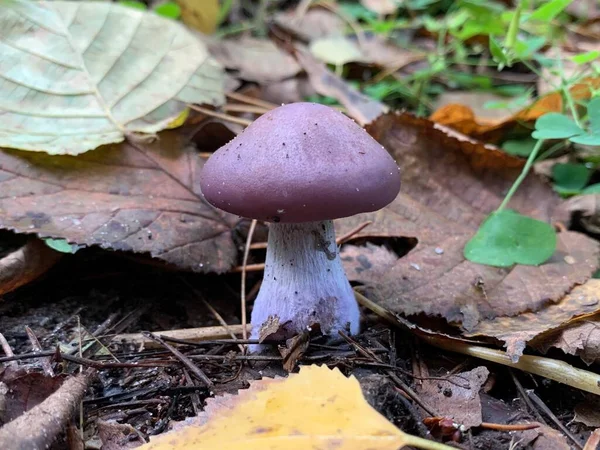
360 0 398 15
0 238 62 297
430 77 600 143
0 129 237 273
209 37 301 83
433 91 526 123
337 112 599 333
533 316 600 365
359 35 426 69
560 193 600 235
97 420 145 450
463 280 600 360
416 366 489 429
295 48 388 125
274 8 345 41
574 399 600 427
137 364 452 450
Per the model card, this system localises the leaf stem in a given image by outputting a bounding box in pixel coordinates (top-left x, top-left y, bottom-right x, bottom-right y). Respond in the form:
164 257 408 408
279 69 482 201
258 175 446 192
402 434 458 450
497 139 544 211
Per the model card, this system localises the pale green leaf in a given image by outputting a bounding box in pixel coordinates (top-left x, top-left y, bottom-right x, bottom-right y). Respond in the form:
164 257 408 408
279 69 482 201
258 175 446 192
309 36 364 67
0 1 224 155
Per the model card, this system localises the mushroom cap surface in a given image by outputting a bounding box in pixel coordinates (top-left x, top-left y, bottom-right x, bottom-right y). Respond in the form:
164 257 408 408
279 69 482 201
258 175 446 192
200 102 401 223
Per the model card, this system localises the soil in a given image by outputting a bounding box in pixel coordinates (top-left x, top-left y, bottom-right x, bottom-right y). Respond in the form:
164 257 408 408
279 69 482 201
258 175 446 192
0 247 596 449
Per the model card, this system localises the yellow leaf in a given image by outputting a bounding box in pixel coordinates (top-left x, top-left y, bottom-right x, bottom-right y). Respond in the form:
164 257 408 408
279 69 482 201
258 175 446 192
165 108 190 129
139 365 455 450
176 0 219 34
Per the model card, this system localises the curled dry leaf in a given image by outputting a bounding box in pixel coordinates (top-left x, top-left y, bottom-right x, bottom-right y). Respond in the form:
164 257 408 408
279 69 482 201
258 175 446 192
295 48 388 125
417 366 489 429
138 365 454 450
338 112 599 335
0 1 224 155
0 238 62 296
209 37 301 84
559 193 600 235
0 128 237 273
532 315 600 365
274 7 345 42
464 280 600 361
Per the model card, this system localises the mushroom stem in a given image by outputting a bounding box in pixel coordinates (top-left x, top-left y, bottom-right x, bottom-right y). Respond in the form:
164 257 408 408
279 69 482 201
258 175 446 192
249 220 359 352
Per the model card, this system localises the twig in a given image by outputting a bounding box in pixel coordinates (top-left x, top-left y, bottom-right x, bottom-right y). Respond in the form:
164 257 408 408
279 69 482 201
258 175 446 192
25 326 54 377
336 221 373 245
509 370 547 425
528 391 584 450
111 324 249 348
179 277 244 352
231 262 265 273
0 332 17 368
241 219 258 342
225 91 278 110
480 422 540 431
223 104 270 114
0 370 93 450
143 332 213 387
338 331 437 417
188 104 253 126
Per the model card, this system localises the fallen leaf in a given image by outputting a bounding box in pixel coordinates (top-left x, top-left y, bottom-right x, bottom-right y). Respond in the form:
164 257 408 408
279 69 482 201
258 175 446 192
338 112 599 332
464 280 600 360
360 0 398 15
0 1 224 155
430 78 600 144
417 366 489 429
138 365 453 450
358 35 426 69
0 128 237 273
175 0 219 34
559 193 600 235
97 420 145 450
0 238 62 296
310 35 365 66
295 48 388 125
433 91 527 123
574 399 600 427
274 7 345 41
530 425 572 450
0 368 66 425
533 316 600 365
209 37 301 83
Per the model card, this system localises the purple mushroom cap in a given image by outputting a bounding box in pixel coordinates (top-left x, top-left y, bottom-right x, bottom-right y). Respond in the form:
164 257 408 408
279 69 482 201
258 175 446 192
200 102 401 223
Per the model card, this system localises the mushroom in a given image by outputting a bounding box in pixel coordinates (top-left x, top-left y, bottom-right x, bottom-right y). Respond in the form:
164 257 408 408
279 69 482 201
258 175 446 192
200 102 401 350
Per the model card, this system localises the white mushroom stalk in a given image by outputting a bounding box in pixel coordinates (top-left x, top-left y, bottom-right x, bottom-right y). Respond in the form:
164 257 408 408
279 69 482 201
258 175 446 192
249 220 359 351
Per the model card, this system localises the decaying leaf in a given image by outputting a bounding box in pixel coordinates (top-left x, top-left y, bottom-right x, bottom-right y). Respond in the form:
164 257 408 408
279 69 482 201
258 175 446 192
533 316 600 365
338 112 599 334
0 1 224 155
0 238 62 296
574 399 600 427
310 36 365 66
430 77 600 144
416 366 489 429
560 193 600 235
209 37 301 83
138 365 448 450
274 7 345 41
0 128 237 273
295 48 388 125
464 280 600 361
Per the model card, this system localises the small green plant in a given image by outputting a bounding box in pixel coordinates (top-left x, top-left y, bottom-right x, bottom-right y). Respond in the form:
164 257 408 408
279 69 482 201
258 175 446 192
120 0 181 20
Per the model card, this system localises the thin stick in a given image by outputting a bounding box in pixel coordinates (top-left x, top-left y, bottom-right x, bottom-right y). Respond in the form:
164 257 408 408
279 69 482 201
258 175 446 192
480 422 540 431
25 326 54 377
583 429 600 450
223 104 271 114
225 91 279 110
179 277 243 352
143 332 214 388
336 221 373 245
509 369 547 425
188 104 253 126
0 332 17 369
231 262 264 273
112 325 249 349
241 219 258 341
528 391 584 449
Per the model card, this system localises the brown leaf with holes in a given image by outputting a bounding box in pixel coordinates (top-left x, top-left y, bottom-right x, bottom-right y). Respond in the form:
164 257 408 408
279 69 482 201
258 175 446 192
0 238 62 296
0 129 237 273
417 366 489 429
464 280 600 361
209 37 301 83
337 112 599 334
